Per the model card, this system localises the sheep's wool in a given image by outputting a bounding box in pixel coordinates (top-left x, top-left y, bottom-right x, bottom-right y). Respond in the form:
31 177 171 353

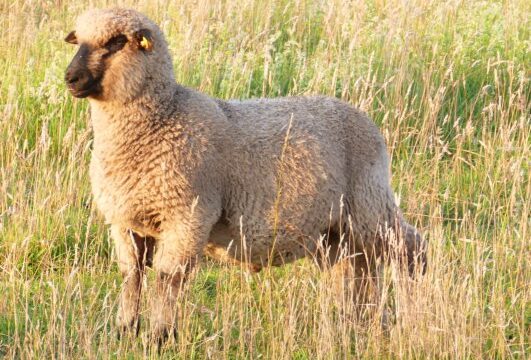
69 8 426 336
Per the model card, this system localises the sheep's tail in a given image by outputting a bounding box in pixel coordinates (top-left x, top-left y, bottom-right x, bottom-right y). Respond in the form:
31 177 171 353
394 217 428 277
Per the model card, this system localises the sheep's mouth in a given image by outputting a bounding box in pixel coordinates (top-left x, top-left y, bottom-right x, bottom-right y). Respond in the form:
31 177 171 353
68 79 101 98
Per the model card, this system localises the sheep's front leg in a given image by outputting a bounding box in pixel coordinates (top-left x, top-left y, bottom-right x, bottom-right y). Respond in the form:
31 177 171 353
112 226 154 336
150 226 206 344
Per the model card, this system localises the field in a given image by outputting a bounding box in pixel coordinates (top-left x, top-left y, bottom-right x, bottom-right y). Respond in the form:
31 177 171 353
0 0 529 358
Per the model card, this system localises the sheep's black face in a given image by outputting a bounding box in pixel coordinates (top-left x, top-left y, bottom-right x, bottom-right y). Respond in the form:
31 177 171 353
64 31 108 98
64 29 154 100
65 44 103 98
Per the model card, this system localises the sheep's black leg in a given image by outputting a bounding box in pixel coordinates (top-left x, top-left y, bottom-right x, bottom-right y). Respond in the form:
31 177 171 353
112 226 154 338
330 252 381 313
150 226 206 347
318 230 385 326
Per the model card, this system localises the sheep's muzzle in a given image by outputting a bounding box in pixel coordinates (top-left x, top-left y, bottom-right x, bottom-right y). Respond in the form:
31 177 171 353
65 44 101 98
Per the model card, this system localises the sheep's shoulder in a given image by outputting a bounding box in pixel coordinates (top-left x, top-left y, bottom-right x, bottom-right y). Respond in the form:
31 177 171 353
89 115 222 235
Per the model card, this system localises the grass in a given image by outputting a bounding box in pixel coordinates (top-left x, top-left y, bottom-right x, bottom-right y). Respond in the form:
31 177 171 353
0 0 529 358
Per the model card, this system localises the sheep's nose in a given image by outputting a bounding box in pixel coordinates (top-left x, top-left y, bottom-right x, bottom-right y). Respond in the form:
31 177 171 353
65 72 79 85
65 68 85 86
64 65 98 98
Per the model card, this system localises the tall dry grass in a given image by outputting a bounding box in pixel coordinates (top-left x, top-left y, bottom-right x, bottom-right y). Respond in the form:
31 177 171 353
0 0 529 358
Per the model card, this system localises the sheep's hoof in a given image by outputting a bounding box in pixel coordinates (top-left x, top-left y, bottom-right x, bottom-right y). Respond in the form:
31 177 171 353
150 325 177 350
380 308 391 336
116 318 140 340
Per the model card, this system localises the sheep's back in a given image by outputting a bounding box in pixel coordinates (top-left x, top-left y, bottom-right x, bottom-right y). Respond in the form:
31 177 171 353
217 96 387 256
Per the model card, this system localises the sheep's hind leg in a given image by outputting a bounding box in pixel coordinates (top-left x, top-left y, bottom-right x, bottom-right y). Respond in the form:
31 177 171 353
112 226 154 337
319 234 383 323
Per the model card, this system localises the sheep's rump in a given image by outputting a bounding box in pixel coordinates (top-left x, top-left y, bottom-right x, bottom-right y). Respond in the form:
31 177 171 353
206 96 394 267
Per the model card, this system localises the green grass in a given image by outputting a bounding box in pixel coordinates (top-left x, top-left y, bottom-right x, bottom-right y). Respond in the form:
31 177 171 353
1 0 529 358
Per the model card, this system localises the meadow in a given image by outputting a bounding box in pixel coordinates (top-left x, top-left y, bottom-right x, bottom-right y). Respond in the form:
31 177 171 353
0 0 529 358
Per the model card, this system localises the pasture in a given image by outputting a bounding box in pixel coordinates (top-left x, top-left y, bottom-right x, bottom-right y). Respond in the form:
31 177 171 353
0 0 529 358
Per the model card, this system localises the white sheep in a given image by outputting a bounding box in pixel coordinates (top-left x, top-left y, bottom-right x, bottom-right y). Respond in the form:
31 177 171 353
64 8 426 342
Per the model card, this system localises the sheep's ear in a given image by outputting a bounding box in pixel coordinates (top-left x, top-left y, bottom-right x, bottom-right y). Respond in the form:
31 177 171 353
134 29 153 52
64 31 78 44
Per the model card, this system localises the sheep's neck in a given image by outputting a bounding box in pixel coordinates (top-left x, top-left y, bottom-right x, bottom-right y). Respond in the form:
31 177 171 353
89 90 178 159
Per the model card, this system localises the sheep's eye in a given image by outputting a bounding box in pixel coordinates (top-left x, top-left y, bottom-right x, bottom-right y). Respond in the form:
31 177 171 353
104 34 128 54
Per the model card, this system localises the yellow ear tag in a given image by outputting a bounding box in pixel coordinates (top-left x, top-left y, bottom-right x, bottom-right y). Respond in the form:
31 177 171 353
140 36 152 51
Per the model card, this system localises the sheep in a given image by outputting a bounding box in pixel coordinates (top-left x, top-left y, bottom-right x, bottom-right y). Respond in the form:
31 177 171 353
64 8 427 342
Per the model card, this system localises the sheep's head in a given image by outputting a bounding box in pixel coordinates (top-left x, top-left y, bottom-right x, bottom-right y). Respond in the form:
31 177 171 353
65 8 174 102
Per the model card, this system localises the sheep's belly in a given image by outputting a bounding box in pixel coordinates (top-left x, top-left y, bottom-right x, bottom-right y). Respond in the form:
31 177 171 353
204 221 311 270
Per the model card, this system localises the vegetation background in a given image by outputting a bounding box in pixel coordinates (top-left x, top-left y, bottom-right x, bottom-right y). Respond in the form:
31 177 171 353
0 0 529 358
